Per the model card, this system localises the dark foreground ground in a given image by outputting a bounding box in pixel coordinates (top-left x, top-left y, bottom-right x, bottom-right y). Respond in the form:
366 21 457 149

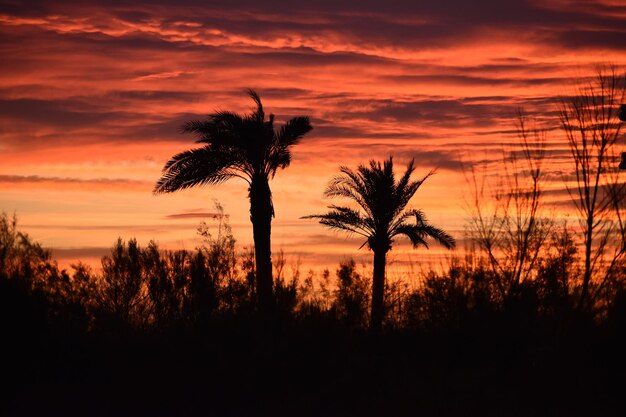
4 312 625 417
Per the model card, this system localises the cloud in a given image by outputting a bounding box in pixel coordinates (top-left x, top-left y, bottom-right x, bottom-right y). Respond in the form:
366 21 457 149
334 97 518 128
554 29 626 50
0 98 129 128
165 212 223 219
23 223 202 232
110 90 205 101
3 0 625 69
384 74 565 88
0 174 151 191
51 247 110 262
315 143 464 172
132 70 195 82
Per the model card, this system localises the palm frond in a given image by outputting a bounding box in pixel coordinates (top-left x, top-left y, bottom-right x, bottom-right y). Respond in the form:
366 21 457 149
180 119 209 135
275 116 313 148
393 170 434 219
393 223 456 249
266 148 291 177
182 112 246 149
326 166 371 206
324 182 373 218
394 159 415 193
209 111 245 128
389 208 426 234
302 205 372 237
392 224 430 248
247 88 264 123
264 116 312 175
154 147 247 193
420 224 456 249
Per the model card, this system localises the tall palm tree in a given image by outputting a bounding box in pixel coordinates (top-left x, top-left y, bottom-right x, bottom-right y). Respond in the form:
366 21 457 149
154 90 312 313
304 157 455 334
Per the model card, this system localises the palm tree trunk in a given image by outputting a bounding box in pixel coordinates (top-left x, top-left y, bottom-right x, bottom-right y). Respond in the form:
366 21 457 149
370 249 386 335
249 175 274 314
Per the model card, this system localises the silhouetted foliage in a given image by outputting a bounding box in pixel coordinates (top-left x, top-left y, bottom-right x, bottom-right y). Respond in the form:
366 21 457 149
466 112 553 307
1 212 54 284
98 238 149 329
3 210 626 416
535 225 579 316
333 258 370 328
559 68 626 313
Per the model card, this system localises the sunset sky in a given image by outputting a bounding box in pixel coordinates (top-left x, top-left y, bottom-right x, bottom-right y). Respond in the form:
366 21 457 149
2 0 626 272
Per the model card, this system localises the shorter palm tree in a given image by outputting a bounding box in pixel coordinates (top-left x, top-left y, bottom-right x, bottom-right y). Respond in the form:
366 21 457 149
304 157 455 334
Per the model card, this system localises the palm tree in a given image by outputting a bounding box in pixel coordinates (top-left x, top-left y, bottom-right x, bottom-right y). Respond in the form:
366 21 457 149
154 90 312 313
304 157 455 334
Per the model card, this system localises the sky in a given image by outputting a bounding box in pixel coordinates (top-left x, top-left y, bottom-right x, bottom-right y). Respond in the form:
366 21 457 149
1 0 626 272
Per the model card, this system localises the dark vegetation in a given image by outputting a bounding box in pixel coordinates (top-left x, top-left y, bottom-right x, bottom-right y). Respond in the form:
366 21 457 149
3 73 626 415
2 210 625 416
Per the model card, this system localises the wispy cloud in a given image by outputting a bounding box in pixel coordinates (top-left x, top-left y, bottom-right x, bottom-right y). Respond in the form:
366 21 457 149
0 175 151 191
165 212 223 220
132 70 195 82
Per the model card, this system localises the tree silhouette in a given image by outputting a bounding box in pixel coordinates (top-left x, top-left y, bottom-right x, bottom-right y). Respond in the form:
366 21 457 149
154 90 312 313
559 68 626 311
304 157 456 334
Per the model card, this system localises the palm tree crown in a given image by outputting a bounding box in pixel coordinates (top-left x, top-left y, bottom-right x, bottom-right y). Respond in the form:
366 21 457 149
154 89 312 203
307 157 455 253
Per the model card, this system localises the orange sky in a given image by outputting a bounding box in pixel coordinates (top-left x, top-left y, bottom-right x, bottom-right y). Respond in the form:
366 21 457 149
1 0 626 272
